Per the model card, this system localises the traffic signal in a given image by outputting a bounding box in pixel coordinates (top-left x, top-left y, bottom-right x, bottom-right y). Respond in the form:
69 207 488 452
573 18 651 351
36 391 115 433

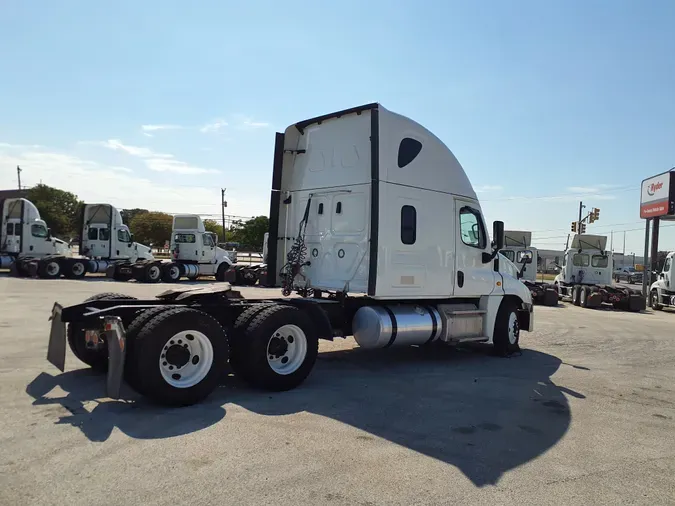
580 223 587 233
571 221 577 232
593 208 600 221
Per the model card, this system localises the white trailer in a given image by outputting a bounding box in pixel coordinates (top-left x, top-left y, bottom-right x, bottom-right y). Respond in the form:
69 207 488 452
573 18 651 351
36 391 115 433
649 251 675 311
46 103 534 407
500 230 558 306
553 234 645 311
0 198 72 277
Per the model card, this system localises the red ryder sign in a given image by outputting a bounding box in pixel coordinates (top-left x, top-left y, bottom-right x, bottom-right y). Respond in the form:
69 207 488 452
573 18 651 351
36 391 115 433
640 170 675 219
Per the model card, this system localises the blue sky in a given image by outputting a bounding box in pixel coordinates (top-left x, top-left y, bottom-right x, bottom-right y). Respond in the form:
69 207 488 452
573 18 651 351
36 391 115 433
1 0 674 253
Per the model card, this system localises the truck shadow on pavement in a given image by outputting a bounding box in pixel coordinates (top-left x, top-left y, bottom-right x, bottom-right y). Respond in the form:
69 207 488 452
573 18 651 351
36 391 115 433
26 345 580 487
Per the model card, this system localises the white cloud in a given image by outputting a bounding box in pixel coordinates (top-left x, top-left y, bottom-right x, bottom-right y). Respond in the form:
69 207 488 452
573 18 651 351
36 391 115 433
566 186 601 194
475 185 503 193
0 142 266 217
199 115 270 133
200 119 228 133
85 139 219 175
239 119 270 129
141 124 182 132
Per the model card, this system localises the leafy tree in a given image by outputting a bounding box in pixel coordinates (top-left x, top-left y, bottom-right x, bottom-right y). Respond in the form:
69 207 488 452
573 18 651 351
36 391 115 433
203 219 226 242
229 216 269 250
26 184 82 238
121 208 149 225
129 211 173 247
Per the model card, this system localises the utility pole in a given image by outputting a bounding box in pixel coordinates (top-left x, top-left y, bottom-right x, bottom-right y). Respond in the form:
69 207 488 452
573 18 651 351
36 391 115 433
578 200 585 232
221 188 227 241
610 230 613 251
17 166 22 190
623 231 626 256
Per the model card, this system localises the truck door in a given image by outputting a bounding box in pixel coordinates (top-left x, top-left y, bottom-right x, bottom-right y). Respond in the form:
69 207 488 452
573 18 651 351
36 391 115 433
29 222 51 255
663 255 672 290
454 199 498 297
202 233 216 263
116 227 133 259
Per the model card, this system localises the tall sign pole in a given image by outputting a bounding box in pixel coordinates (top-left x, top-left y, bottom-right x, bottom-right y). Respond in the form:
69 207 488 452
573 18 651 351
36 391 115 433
226 188 227 242
17 165 22 190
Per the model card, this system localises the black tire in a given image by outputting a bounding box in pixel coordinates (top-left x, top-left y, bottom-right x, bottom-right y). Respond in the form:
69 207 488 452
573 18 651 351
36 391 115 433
64 260 87 279
580 286 589 308
231 304 318 391
229 304 271 382
572 285 582 306
162 262 182 283
127 307 228 406
651 290 663 311
241 269 258 286
38 259 61 279
123 305 176 393
143 263 162 283
493 299 520 356
67 293 137 371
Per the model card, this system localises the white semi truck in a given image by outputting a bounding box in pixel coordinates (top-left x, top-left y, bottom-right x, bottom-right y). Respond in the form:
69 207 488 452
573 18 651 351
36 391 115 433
1 200 154 279
111 214 237 283
500 230 558 306
649 251 675 311
553 233 644 311
0 198 72 276
46 102 534 407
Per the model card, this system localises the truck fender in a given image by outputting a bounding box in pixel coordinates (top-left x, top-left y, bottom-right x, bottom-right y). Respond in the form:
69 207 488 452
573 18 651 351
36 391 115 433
286 299 334 341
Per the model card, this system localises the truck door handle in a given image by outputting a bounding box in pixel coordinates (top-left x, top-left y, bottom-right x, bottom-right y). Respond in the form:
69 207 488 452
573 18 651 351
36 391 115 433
457 270 464 288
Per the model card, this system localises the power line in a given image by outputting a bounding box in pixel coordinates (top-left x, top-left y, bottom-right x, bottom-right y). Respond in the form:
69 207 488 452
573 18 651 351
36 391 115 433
482 185 637 202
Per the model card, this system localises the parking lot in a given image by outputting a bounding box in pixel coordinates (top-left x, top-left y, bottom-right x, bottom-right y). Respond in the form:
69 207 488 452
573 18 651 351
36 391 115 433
1 277 674 505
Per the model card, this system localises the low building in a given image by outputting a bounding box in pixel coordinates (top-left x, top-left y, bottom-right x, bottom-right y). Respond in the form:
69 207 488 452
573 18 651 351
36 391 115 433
0 189 29 200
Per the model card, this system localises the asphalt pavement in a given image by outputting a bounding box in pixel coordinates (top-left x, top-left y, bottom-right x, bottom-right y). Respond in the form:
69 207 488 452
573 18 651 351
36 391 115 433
0 277 674 505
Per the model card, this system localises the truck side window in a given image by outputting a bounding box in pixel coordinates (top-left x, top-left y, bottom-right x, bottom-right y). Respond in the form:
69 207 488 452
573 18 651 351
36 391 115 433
591 255 608 268
118 229 131 243
31 224 48 238
400 205 417 245
99 228 110 241
203 234 214 247
459 207 486 248
572 253 589 267
665 257 671 273
501 249 515 262
6 223 13 235
398 138 423 168
87 228 98 240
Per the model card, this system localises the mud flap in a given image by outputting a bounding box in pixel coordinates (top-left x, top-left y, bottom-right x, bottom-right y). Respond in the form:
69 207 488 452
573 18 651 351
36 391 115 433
104 316 127 400
628 294 646 312
223 266 237 283
586 292 603 309
47 302 66 372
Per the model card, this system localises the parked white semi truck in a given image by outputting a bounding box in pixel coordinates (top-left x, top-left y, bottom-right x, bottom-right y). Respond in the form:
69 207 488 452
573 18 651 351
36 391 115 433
553 234 645 311
500 230 558 306
0 198 72 276
649 251 675 311
47 102 534 407
70 203 155 279
111 214 237 283
1 200 154 279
